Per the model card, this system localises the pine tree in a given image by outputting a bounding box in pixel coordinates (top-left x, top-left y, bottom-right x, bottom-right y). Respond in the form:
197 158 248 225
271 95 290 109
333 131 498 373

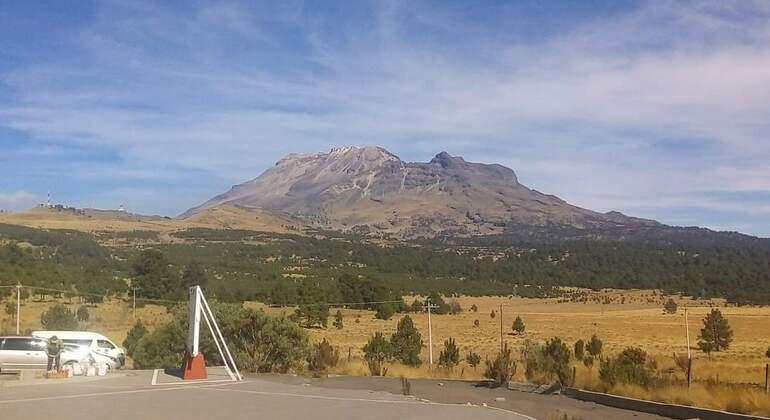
663 298 678 314
438 337 460 368
390 315 423 366
698 308 733 357
574 339 585 361
512 316 525 335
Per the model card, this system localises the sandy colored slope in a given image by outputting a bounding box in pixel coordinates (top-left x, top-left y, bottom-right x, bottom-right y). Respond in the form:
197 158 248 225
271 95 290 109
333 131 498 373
0 204 305 237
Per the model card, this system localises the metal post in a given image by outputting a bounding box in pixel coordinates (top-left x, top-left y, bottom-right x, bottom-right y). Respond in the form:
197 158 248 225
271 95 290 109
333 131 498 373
499 303 503 352
684 306 691 360
687 357 692 388
765 364 769 394
427 298 433 367
16 284 21 335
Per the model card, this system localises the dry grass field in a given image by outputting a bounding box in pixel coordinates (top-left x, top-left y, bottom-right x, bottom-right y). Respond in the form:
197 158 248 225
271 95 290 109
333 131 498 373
3 290 770 415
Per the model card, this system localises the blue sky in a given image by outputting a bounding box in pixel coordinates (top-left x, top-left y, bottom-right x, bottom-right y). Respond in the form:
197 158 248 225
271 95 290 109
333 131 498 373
1 1 770 236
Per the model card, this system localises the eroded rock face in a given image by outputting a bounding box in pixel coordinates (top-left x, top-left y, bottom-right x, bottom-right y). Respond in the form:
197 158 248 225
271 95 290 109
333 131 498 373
182 145 656 237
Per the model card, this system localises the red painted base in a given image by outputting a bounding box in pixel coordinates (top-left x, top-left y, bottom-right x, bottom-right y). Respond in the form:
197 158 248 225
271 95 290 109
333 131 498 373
181 352 207 380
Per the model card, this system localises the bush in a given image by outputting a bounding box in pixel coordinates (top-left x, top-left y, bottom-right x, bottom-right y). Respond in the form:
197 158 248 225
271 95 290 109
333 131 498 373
470 304 478 312
410 299 423 313
525 337 572 384
375 302 396 320
231 309 310 373
663 298 678 314
599 347 655 387
295 304 329 328
132 322 185 369
512 316 525 335
574 339 585 361
332 310 343 329
484 343 515 386
586 335 603 359
123 321 148 358
390 315 422 366
466 351 481 369
438 337 460 368
40 304 79 330
448 299 462 315
473 319 480 328
490 310 496 319
363 332 392 376
133 303 310 373
76 306 90 322
308 338 339 375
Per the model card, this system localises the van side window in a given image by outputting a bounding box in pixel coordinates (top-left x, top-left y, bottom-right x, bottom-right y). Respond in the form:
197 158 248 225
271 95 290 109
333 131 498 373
2 338 36 351
63 339 93 347
97 340 115 349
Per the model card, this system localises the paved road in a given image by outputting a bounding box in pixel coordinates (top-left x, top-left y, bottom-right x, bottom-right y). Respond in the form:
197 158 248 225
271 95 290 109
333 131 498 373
0 370 534 420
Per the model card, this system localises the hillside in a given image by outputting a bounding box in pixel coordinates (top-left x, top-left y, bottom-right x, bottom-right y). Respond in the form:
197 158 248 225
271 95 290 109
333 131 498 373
183 146 659 238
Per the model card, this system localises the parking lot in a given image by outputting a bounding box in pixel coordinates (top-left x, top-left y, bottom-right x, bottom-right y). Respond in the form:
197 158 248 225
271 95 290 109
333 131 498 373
0 369 536 420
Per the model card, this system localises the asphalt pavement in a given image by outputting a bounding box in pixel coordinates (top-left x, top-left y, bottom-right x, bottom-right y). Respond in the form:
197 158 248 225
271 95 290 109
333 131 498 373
0 369 536 420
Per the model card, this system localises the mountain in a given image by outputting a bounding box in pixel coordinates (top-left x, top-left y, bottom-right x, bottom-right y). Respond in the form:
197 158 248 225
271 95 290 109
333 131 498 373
182 146 661 238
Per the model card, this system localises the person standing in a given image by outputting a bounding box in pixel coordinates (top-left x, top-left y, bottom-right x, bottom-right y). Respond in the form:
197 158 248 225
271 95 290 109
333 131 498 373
46 335 64 372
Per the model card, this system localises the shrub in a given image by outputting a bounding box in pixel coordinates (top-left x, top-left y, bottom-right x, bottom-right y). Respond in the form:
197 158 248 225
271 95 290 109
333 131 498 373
663 298 678 314
490 310 496 319
586 335 603 359
333 310 344 329
123 321 148 358
427 291 449 314
438 337 460 368
231 309 310 373
473 319 480 328
363 332 392 376
390 315 422 366
512 316 525 335
599 347 655 387
133 303 310 373
5 302 15 317
574 339 585 361
484 343 515 386
375 303 396 320
410 299 423 313
308 338 339 375
470 304 478 312
76 306 90 322
525 337 572 384
448 299 462 315
40 304 79 330
132 322 185 369
295 303 329 328
466 351 481 369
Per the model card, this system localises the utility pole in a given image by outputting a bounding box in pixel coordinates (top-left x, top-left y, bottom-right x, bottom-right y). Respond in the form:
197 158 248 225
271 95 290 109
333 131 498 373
684 306 691 360
16 284 21 335
499 303 503 352
684 306 692 388
425 298 438 367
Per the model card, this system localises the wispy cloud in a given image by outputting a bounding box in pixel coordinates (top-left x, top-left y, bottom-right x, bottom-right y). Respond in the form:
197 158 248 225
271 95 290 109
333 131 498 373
1 0 769 235
0 190 40 210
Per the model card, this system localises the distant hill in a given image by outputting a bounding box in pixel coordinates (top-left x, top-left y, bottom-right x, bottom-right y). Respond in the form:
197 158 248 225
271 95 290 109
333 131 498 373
183 145 663 238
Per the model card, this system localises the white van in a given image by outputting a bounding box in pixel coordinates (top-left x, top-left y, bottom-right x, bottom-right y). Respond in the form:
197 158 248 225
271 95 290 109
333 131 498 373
32 331 125 369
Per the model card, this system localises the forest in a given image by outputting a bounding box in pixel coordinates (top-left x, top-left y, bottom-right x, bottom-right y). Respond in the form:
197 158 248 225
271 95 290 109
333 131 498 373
1 223 769 305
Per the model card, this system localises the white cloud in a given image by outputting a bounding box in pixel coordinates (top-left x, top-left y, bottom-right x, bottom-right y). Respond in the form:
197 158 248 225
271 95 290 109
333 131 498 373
1 0 770 233
0 191 40 211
